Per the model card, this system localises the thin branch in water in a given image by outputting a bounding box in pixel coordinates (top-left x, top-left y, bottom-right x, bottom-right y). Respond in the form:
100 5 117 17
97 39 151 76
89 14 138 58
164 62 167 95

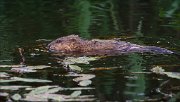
18 48 26 66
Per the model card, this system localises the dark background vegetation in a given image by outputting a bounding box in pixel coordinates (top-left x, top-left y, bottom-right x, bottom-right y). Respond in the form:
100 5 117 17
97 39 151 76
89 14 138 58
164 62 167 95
0 0 179 101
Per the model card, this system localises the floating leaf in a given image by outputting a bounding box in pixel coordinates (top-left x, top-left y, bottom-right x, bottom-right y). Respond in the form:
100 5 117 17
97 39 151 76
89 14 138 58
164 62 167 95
151 66 180 79
90 67 113 71
44 94 65 101
23 86 65 101
164 72 180 79
62 87 95 90
0 72 10 78
22 86 65 101
69 65 82 72
62 56 99 65
0 92 9 97
0 79 16 83
28 86 58 95
151 66 165 74
79 80 92 86
22 94 48 102
45 87 63 94
90 66 121 71
0 86 31 90
70 91 82 98
11 77 52 83
27 65 51 70
10 65 51 73
11 67 37 73
0 65 20 68
73 74 95 82
11 94 21 101
0 65 50 69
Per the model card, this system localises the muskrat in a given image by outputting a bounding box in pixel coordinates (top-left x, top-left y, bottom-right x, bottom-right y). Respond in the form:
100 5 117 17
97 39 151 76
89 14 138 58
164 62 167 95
47 35 174 56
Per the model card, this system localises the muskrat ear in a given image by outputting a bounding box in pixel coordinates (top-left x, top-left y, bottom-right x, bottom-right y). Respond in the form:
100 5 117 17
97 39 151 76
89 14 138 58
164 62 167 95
69 38 77 42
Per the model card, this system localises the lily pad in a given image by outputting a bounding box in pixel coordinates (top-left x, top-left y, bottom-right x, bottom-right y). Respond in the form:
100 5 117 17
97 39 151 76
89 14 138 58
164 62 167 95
24 86 66 102
0 79 17 83
44 94 65 101
151 66 180 79
69 65 82 72
62 56 99 65
0 72 10 78
10 65 51 73
0 65 21 68
28 86 59 95
27 65 51 69
11 67 37 73
62 87 95 90
11 94 22 101
78 80 92 86
23 93 66 102
164 72 180 79
0 86 31 90
70 91 82 98
151 66 165 74
22 94 48 102
11 77 52 83
0 92 9 97
73 74 95 82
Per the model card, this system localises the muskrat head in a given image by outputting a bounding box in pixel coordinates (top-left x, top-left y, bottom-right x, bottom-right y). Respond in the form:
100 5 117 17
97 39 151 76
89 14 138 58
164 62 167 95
47 35 82 52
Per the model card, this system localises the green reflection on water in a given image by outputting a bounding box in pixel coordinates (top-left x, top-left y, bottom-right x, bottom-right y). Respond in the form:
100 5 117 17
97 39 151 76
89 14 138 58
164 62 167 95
0 0 179 101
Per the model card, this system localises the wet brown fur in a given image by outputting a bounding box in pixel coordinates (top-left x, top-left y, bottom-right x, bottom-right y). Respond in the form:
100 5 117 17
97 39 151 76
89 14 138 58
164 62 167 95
48 35 129 53
47 35 174 55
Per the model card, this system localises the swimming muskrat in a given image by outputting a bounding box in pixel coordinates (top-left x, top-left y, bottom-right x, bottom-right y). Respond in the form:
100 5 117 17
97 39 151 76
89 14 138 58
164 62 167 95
47 35 174 56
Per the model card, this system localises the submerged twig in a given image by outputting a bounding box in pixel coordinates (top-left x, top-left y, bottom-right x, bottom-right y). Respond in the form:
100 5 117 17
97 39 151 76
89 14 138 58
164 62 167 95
18 48 26 66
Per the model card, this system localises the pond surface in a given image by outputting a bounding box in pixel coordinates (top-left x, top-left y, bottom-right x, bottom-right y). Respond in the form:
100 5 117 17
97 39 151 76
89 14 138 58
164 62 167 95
0 0 180 102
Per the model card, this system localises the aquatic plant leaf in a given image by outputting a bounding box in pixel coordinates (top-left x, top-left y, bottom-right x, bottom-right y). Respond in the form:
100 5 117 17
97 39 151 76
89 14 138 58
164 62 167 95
11 77 52 83
0 92 9 97
78 80 92 86
10 65 51 73
45 87 63 94
28 86 58 95
151 66 180 79
73 74 95 82
22 94 48 102
62 87 95 90
90 67 114 71
62 56 99 65
164 72 180 79
70 91 82 98
0 65 20 68
11 94 21 101
0 72 10 78
11 67 37 73
69 65 82 72
23 86 65 101
0 79 16 83
151 66 165 74
27 65 51 69
0 86 31 90
44 94 65 101
24 93 65 101
23 94 65 102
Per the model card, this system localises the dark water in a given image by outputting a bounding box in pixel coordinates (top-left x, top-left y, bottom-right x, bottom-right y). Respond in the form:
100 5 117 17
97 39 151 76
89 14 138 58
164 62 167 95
0 0 180 101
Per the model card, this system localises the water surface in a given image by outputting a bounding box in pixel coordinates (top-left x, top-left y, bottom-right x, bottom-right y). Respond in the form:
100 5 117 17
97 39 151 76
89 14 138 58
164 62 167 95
0 0 180 101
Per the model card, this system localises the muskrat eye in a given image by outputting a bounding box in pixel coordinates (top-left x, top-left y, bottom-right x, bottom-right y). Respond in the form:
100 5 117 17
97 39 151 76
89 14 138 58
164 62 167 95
70 38 76 42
